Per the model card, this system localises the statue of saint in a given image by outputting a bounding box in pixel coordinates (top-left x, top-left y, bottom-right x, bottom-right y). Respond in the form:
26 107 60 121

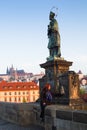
47 11 61 58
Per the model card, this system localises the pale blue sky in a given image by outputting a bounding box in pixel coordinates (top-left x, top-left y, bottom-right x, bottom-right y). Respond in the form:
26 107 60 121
0 0 87 74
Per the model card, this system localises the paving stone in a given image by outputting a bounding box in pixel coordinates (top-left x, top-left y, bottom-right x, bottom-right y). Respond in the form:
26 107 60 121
0 118 44 130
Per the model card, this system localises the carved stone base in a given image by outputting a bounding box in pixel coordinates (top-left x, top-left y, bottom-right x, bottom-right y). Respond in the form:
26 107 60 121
39 58 81 106
39 58 72 93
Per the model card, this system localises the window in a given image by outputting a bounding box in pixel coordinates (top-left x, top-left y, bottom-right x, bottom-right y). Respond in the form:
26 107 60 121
19 97 20 101
9 97 11 102
14 97 16 102
27 97 29 101
9 86 12 89
27 92 29 94
23 92 25 95
3 86 7 89
15 92 17 95
9 92 11 95
33 96 35 101
33 91 35 94
17 86 20 89
34 86 36 88
23 86 26 88
4 92 7 95
18 92 20 95
4 98 7 102
30 86 33 88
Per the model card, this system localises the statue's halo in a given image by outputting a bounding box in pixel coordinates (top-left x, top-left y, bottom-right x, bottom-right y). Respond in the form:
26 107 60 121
50 6 58 17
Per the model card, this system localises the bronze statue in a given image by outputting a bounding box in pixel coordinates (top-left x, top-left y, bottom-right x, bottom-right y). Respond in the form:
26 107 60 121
47 11 61 58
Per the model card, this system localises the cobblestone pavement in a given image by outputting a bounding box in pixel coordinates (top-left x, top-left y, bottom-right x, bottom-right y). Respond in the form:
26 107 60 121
0 118 44 130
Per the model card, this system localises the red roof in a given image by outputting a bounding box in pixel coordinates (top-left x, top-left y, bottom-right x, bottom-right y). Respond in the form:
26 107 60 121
0 81 39 91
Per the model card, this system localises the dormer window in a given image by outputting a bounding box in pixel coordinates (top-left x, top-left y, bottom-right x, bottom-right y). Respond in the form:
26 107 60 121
23 86 26 88
3 86 7 89
17 86 20 89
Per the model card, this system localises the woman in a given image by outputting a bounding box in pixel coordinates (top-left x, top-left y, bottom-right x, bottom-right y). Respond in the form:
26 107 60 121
40 83 52 122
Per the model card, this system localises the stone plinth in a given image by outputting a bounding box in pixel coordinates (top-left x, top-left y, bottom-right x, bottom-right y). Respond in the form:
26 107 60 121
56 71 81 105
39 58 72 93
39 58 83 106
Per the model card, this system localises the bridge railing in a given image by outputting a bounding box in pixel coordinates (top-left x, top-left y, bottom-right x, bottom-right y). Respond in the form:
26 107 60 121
0 102 87 130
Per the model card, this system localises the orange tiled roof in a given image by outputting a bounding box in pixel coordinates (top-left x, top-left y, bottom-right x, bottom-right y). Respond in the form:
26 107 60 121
0 81 39 91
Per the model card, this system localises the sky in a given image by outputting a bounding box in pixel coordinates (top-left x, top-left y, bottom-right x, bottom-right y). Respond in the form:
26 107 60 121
0 0 87 74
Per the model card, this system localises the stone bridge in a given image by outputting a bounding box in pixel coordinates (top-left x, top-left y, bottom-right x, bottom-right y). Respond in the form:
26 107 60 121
0 102 87 130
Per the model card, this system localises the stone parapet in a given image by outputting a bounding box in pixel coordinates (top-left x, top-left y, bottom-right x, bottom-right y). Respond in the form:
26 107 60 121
45 105 87 130
0 102 35 126
0 102 87 130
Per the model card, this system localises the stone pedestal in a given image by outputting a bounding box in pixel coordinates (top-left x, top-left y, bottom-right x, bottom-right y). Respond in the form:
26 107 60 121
55 71 81 105
39 58 72 93
39 58 82 105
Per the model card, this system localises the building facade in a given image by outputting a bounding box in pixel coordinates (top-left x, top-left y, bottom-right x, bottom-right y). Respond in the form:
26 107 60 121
0 81 39 103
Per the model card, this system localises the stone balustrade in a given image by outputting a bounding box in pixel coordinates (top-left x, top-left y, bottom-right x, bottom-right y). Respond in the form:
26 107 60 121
0 102 36 126
0 102 87 130
45 105 87 130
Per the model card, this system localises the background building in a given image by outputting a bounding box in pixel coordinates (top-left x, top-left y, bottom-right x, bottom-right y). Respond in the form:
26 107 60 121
0 80 39 103
0 65 44 83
